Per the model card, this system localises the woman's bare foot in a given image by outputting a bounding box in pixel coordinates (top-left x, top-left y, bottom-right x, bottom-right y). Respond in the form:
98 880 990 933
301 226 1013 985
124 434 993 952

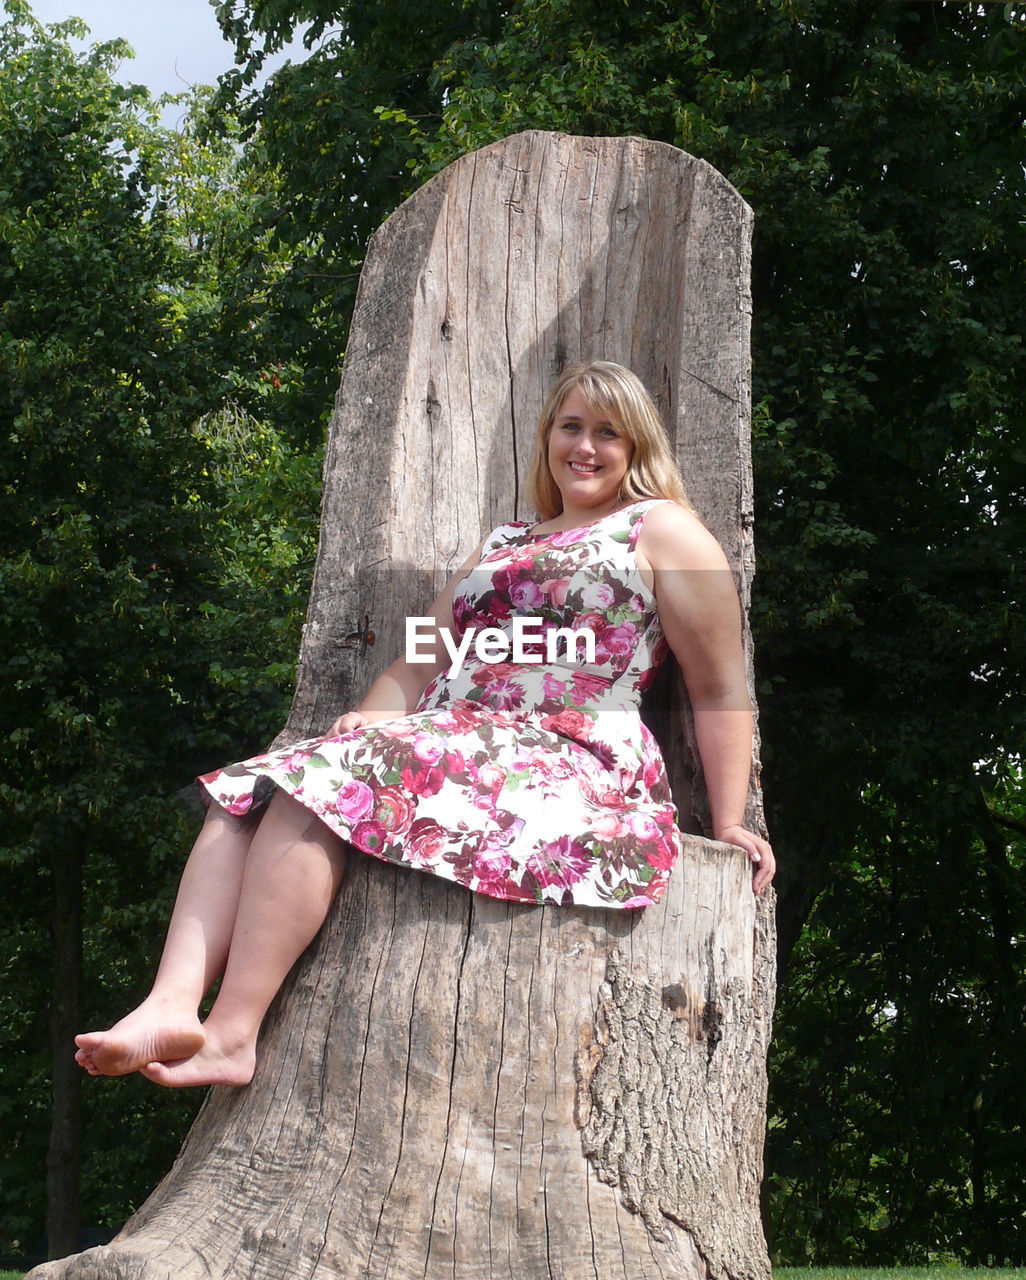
140 1026 256 1089
75 998 205 1077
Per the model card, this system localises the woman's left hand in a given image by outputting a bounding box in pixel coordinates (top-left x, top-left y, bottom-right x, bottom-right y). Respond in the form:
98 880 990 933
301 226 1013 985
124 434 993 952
328 711 369 736
715 825 776 897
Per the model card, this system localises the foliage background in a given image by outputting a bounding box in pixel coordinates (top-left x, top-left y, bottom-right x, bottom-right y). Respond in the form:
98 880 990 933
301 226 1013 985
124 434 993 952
1 0 1023 1265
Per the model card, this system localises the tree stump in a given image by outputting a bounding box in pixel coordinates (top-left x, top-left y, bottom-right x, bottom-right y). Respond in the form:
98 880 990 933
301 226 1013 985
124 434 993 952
28 131 774 1280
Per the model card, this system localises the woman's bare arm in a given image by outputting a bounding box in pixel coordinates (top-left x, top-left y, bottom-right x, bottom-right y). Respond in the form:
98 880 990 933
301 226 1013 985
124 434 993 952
637 503 776 895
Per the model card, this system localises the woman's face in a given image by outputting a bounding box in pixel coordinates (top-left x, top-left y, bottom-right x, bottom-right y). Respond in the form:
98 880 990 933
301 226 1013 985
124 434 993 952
547 387 633 514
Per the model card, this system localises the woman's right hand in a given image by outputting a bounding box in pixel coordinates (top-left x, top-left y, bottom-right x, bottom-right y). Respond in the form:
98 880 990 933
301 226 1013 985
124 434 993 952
328 711 369 737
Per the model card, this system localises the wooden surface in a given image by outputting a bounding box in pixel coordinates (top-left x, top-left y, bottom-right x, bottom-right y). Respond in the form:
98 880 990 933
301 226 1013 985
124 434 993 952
27 131 774 1280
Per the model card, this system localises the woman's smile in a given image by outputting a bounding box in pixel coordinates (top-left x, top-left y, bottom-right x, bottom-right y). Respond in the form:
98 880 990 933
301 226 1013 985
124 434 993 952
548 387 632 516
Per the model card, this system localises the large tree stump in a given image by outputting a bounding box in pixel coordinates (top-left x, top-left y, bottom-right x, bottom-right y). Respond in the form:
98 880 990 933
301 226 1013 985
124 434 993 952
29 131 774 1280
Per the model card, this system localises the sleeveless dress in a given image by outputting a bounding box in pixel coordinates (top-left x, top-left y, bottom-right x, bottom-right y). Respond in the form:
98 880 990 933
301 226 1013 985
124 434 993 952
198 499 684 908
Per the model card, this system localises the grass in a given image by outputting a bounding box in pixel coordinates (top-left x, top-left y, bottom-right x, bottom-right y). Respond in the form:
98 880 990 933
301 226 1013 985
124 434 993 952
776 1271 1026 1279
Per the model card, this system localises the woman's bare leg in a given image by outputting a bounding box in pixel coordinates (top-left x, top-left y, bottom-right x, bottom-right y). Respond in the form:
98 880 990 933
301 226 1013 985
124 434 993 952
75 802 256 1076
142 791 346 1088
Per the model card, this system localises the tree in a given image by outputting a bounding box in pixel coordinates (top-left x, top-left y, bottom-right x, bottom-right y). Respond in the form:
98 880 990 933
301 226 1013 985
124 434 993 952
766 766 1026 1263
0 4 319 1257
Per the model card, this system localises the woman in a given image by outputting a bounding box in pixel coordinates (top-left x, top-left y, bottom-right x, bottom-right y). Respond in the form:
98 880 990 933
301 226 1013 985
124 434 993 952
75 360 775 1089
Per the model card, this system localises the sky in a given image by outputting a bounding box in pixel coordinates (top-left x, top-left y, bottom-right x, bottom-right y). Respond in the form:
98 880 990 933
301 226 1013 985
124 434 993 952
27 0 310 125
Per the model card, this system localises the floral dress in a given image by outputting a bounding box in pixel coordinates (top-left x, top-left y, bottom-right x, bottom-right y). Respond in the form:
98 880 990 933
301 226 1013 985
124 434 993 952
198 499 684 908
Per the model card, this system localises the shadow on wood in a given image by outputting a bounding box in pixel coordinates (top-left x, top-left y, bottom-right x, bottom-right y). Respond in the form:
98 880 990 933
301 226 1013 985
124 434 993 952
28 131 775 1280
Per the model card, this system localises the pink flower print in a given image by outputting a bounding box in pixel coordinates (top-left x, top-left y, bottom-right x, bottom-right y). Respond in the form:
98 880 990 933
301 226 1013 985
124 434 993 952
591 813 628 840
586 738 618 772
522 756 573 801
627 812 660 842
352 818 389 855
471 834 513 891
540 705 590 740
442 749 469 777
491 559 538 596
404 818 448 866
214 790 254 816
641 747 668 794
477 760 506 796
305 792 340 823
373 785 414 835
572 672 609 700
576 610 606 633
445 700 483 732
198 499 682 912
277 749 315 774
527 748 576 782
378 718 418 742
335 779 374 823
505 743 539 773
483 677 525 712
548 528 584 548
623 892 659 908
645 837 678 872
493 811 525 838
639 747 670 793
580 580 615 610
510 579 545 610
470 663 505 689
526 836 593 888
519 622 551 661
581 777 632 810
595 623 636 660
543 577 571 607
400 764 447 797
412 733 445 766
542 672 570 699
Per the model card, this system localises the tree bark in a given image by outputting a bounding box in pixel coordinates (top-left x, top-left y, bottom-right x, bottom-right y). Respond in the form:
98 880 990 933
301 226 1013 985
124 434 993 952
27 131 774 1280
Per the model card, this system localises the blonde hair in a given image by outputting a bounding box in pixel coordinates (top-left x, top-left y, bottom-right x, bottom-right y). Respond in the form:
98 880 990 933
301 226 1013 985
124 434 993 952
525 360 696 519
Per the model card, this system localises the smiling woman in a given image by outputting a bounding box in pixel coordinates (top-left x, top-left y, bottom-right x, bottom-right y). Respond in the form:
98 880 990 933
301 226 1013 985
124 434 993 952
74 356 773 1090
